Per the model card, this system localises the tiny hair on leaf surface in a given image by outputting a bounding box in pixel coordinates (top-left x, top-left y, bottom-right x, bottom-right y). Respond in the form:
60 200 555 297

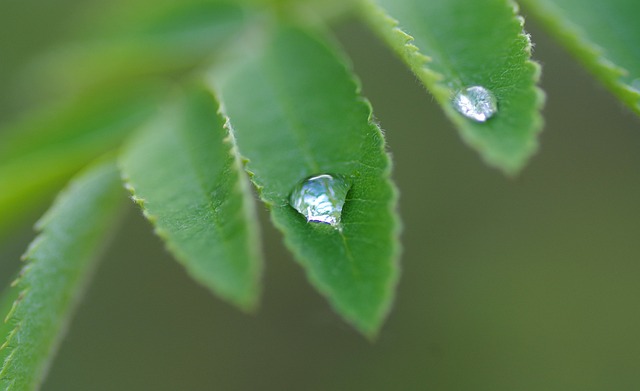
521 0 640 115
360 0 545 174
213 23 400 337
119 85 263 310
0 158 125 390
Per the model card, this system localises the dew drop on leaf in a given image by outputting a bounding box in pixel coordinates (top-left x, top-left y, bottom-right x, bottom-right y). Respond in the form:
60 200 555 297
289 174 351 227
452 86 498 122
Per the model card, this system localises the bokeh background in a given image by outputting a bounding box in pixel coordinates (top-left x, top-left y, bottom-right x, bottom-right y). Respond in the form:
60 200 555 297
1 1 639 390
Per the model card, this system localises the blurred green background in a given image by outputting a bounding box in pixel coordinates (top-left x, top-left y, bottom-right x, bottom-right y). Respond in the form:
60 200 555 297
1 0 639 390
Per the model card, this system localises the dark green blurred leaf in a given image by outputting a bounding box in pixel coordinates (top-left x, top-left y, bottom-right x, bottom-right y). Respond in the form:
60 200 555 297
0 86 159 237
120 85 262 310
361 0 544 174
522 0 640 115
216 24 400 336
33 2 247 92
0 158 124 390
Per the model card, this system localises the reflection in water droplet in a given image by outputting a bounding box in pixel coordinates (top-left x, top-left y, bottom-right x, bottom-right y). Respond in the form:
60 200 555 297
631 79 640 93
452 86 498 122
289 174 350 227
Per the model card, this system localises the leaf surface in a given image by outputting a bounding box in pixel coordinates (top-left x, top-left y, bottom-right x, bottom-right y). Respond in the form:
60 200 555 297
361 0 544 173
120 86 262 310
522 0 640 115
215 25 400 336
0 87 158 237
0 158 124 390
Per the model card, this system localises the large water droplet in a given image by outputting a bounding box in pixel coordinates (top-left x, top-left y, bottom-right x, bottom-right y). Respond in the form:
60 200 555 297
452 86 498 122
289 174 350 227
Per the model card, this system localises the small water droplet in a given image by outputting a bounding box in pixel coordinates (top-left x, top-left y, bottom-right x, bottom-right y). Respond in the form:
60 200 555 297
452 86 498 122
289 174 350 227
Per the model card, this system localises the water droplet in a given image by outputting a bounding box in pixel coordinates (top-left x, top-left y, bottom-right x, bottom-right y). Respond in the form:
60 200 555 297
631 79 640 93
289 174 350 227
452 86 498 122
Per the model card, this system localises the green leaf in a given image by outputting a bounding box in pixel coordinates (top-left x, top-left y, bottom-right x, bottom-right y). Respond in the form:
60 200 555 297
0 287 20 370
119 85 262 310
214 25 400 337
521 0 640 115
0 86 158 238
33 2 247 92
0 158 125 390
360 0 545 174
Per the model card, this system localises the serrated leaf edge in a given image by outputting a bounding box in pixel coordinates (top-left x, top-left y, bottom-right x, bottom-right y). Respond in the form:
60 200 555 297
360 0 546 174
0 159 123 390
521 0 640 115
212 29 402 338
118 96 262 312
0 171 86 389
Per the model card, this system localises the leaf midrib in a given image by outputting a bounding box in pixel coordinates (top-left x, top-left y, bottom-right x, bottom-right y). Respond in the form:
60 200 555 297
163 119 241 270
262 38 366 278
264 39 321 175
